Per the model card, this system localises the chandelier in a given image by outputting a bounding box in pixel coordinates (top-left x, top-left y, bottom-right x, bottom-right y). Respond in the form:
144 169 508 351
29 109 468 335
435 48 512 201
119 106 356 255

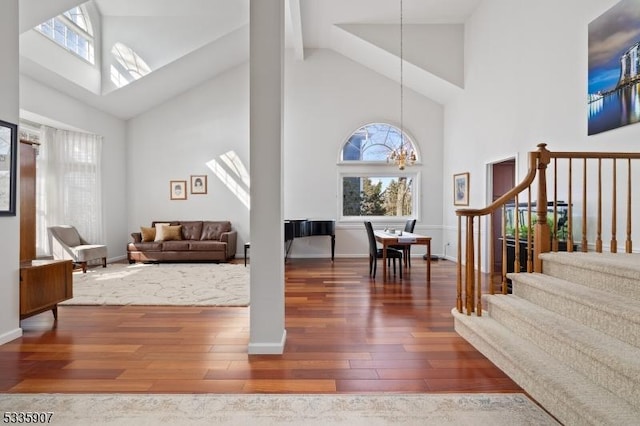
387 0 416 170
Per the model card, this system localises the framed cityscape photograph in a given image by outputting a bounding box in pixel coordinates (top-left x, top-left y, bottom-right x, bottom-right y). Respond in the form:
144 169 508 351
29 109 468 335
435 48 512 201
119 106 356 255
588 0 640 135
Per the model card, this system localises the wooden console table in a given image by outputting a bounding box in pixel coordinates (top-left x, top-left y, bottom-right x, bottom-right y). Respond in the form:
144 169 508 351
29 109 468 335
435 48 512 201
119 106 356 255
19 259 73 320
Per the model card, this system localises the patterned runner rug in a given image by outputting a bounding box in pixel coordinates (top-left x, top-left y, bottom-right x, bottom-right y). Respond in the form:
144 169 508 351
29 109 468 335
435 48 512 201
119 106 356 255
0 393 559 425
59 263 249 306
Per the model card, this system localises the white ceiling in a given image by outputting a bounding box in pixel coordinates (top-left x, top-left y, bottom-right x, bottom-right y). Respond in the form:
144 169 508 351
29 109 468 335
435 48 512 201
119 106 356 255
18 0 481 120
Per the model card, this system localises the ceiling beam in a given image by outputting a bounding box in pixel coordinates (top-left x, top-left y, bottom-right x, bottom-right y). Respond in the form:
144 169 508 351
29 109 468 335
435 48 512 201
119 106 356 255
287 0 304 61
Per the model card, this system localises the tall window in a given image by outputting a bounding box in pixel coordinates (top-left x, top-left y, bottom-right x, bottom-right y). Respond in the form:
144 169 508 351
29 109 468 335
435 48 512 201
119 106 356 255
339 123 419 221
36 6 95 64
36 126 104 256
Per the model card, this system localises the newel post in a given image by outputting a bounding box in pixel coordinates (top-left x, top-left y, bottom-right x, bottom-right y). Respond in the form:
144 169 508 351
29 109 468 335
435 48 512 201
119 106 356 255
534 143 551 272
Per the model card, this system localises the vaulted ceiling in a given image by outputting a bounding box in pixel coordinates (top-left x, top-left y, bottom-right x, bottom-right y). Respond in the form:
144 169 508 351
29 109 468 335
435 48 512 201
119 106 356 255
18 0 481 120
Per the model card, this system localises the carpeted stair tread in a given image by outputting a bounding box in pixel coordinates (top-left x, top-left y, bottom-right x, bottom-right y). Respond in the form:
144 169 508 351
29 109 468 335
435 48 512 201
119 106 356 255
485 294 640 408
453 308 640 426
539 252 640 301
509 272 640 348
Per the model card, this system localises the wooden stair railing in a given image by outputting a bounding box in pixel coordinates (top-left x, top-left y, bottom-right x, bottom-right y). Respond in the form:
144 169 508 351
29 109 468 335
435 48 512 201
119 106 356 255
455 144 640 316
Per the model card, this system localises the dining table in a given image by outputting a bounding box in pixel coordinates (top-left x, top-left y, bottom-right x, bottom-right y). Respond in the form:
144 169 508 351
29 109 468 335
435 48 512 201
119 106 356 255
374 230 432 283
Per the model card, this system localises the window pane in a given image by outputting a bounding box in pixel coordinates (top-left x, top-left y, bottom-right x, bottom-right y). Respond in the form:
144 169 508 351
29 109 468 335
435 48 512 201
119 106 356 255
53 19 66 44
342 123 416 162
342 176 413 217
64 6 90 33
39 19 53 37
66 29 79 52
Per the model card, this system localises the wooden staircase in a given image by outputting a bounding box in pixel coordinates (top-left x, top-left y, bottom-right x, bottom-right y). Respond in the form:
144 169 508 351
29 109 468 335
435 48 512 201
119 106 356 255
453 251 640 425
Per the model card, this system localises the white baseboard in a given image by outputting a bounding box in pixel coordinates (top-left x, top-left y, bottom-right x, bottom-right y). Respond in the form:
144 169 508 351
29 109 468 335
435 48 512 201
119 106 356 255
248 329 287 355
0 327 22 346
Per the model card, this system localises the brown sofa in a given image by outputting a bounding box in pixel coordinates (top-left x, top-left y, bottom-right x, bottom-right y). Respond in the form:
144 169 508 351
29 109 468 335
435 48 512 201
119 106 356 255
127 220 237 263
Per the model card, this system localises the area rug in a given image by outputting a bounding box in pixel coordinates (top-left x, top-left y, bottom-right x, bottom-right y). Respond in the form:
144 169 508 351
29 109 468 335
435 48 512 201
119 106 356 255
0 393 559 425
59 263 249 306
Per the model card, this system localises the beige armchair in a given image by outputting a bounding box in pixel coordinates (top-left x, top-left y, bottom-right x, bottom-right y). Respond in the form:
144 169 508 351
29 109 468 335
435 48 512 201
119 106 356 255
48 225 107 273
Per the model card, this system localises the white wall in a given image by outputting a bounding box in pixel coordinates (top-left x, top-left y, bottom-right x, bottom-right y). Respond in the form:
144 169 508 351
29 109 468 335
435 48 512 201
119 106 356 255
0 0 22 345
20 75 128 260
126 63 251 251
443 0 636 262
126 48 445 258
284 49 444 258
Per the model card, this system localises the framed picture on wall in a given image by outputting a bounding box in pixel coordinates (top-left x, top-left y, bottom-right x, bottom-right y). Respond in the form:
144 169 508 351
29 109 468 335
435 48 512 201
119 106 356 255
170 180 187 200
0 120 17 216
588 0 640 135
453 172 469 206
190 175 207 194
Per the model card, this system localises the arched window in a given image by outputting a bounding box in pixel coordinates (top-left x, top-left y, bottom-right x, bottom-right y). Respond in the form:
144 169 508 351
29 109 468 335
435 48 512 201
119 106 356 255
341 123 418 163
35 6 95 64
338 123 420 221
110 42 152 88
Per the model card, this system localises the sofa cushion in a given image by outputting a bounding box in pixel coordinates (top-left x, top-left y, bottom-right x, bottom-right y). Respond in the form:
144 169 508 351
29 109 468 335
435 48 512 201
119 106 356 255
162 240 190 251
153 223 171 241
180 221 203 240
200 221 231 241
189 241 226 251
128 242 163 251
140 226 156 242
162 225 183 241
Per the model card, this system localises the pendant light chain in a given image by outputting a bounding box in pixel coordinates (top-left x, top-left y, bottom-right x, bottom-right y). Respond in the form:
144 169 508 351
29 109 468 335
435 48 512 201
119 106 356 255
387 0 416 170
400 0 404 149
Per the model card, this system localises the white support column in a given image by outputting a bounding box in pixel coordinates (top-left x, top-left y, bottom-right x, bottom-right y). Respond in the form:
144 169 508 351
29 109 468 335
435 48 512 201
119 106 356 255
0 0 22 346
248 0 286 354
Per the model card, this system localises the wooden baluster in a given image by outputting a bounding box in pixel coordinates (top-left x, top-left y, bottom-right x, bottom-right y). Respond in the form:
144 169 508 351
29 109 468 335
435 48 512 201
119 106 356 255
489 212 495 295
626 158 632 253
567 158 574 252
476 216 482 316
534 144 550 272
596 158 602 253
501 205 508 294
465 216 475 315
456 215 462 312
552 158 558 252
582 158 588 252
611 159 617 253
514 194 520 274
527 188 533 273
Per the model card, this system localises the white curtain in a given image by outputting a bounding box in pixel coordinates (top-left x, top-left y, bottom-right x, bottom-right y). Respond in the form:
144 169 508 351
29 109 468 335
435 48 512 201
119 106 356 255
36 126 104 256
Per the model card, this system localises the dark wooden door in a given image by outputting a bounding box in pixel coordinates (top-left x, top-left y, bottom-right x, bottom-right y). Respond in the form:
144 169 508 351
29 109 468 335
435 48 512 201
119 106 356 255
20 141 37 262
492 159 515 272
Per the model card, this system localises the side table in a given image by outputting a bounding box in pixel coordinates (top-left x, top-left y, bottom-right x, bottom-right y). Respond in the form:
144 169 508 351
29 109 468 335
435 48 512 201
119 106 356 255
19 259 73 320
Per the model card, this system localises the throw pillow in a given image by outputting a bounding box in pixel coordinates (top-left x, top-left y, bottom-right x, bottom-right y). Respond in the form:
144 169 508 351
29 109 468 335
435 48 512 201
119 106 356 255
140 226 156 242
154 222 171 241
162 225 183 241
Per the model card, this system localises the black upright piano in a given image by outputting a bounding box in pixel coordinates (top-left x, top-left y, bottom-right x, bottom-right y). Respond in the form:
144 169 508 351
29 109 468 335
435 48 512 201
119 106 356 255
284 219 335 261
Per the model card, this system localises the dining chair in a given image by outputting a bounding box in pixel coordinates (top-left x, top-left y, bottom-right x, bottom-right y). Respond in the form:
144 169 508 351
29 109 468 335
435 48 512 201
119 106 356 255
389 219 417 267
364 221 403 279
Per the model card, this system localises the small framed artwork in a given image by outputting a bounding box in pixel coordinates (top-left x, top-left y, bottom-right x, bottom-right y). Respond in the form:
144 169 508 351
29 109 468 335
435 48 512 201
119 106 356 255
170 180 187 200
190 175 207 194
453 172 469 206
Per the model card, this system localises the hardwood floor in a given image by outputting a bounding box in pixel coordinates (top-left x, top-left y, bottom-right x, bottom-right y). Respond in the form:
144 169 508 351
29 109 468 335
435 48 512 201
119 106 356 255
0 257 521 394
